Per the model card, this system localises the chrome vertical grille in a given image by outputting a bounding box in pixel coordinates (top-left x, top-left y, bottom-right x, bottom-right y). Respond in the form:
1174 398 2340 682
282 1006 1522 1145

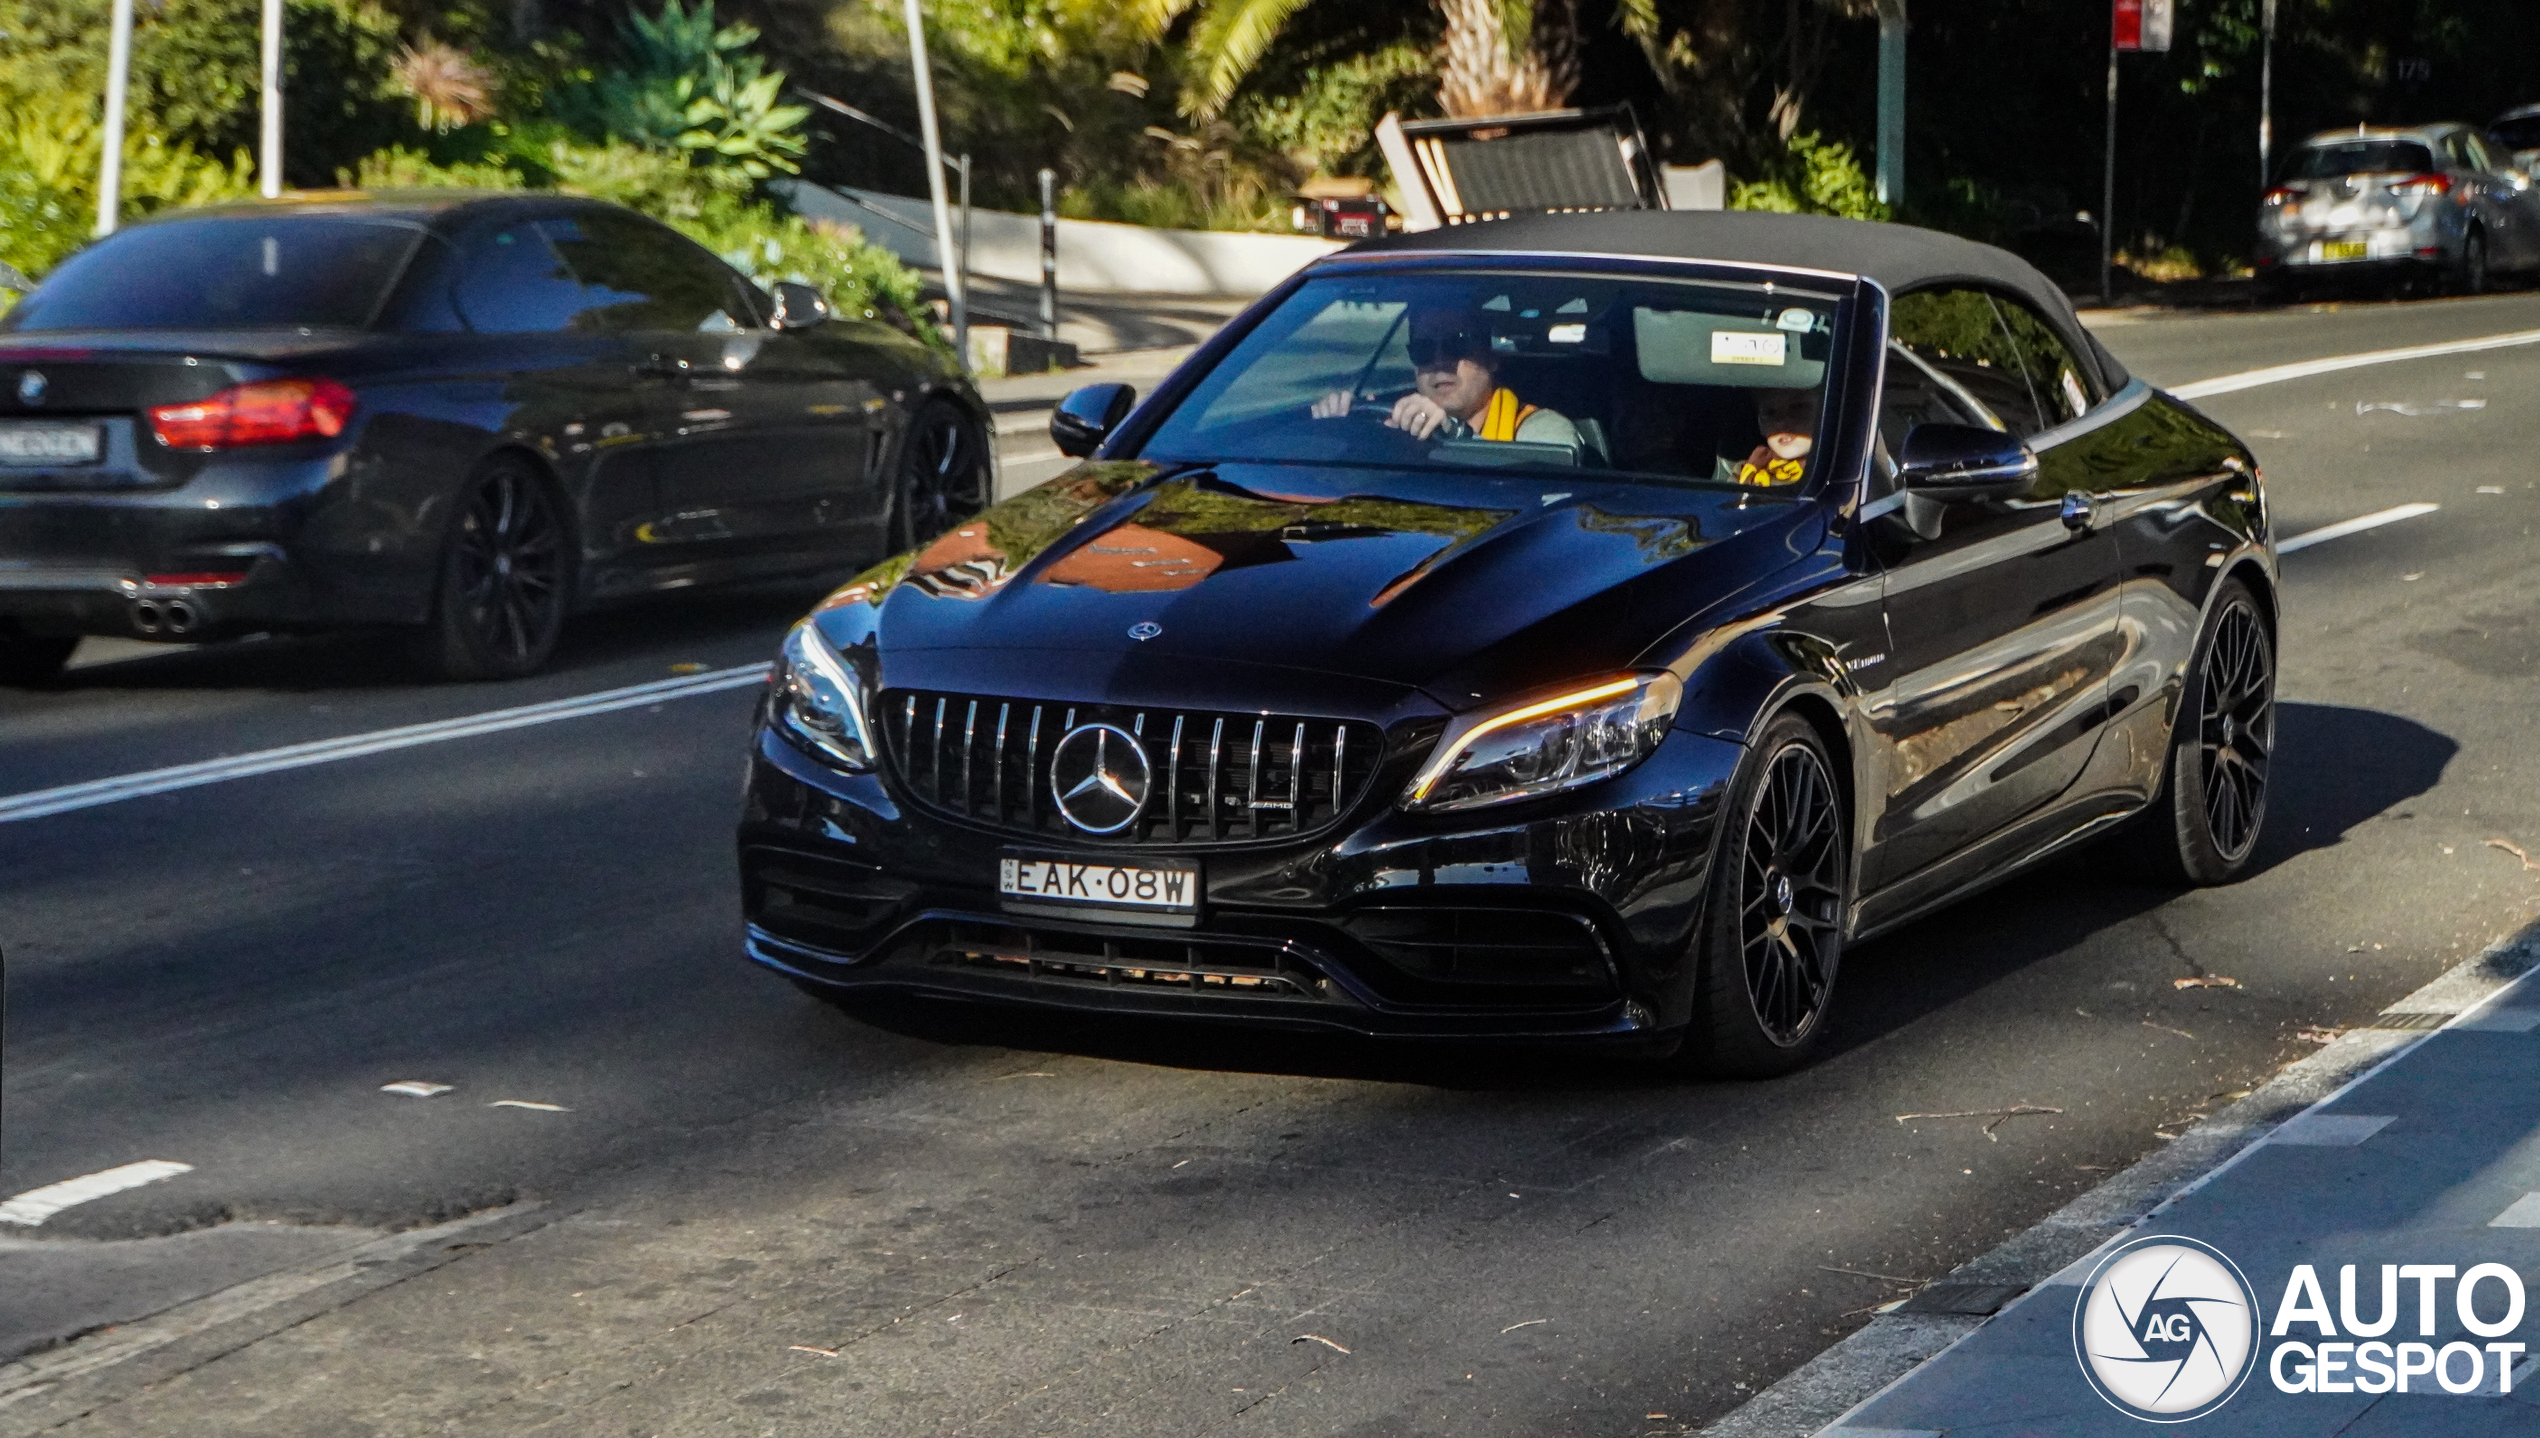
882 690 1384 846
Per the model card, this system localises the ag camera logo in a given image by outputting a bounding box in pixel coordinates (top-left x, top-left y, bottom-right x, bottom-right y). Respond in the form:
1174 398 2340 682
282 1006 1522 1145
2073 1235 2262 1422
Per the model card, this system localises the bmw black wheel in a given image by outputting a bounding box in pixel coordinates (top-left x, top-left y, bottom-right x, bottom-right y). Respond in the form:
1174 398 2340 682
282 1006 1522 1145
2125 578 2274 885
1684 711 1849 1077
418 455 571 681
889 400 989 552
0 619 77 687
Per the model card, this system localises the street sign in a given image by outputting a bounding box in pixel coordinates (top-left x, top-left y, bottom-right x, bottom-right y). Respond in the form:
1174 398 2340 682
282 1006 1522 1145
2113 0 2173 52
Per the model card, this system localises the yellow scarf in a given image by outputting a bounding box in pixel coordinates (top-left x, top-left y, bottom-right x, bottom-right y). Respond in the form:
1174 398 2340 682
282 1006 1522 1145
1735 451 1808 487
1476 387 1540 442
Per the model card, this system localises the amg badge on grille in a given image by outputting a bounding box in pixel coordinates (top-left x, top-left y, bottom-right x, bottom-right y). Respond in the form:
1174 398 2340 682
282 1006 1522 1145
1050 723 1152 833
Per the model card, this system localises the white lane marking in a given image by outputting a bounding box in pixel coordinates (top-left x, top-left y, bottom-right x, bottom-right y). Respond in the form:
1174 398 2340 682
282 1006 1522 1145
2278 502 2440 554
2171 327 2540 400
0 1161 193 1227
380 1080 453 1098
0 663 771 825
488 1100 569 1112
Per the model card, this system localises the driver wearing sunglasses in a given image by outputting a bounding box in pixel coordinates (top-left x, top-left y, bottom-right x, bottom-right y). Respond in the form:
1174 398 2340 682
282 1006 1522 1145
1310 306 1579 447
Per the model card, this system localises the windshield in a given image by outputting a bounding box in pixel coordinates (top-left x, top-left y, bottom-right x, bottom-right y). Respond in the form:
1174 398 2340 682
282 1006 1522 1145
1139 270 1846 491
6 215 424 332
2496 118 2540 153
2280 140 2436 181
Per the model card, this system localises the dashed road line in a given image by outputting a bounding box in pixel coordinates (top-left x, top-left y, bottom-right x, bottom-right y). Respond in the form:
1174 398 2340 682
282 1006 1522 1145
0 663 770 825
0 1161 193 1227
2170 326 2540 400
2278 502 2441 554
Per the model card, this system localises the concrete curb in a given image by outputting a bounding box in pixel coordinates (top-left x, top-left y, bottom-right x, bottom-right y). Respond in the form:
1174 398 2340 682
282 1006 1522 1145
1702 923 2540 1438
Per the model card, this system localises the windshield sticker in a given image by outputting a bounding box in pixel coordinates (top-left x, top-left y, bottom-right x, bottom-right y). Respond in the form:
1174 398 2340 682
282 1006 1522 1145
1712 331 1789 366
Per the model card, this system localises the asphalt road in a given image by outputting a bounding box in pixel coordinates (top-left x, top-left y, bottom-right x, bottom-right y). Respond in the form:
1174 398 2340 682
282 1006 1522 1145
5 291 2540 1436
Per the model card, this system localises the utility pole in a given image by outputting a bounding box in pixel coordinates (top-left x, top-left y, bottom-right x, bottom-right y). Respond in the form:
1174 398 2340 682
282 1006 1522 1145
900 0 967 371
260 0 284 197
2102 0 2172 301
95 0 135 235
2259 0 2278 192
1875 0 1906 213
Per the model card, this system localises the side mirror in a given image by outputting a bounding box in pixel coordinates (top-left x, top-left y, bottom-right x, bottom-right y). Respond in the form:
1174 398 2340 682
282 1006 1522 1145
1897 422 2038 501
769 281 831 330
1050 383 1136 458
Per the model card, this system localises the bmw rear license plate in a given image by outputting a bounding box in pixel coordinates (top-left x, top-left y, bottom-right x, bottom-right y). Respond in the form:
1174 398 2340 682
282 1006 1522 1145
0 422 101 466
1000 855 1199 914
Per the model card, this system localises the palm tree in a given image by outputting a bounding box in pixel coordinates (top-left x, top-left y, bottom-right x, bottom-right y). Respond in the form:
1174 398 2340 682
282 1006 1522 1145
1138 0 1579 120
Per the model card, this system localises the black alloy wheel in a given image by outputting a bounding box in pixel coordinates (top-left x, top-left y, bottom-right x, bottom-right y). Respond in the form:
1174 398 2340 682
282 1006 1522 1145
0 620 77 686
890 400 989 552
1683 712 1850 1077
2124 578 2275 885
418 455 571 681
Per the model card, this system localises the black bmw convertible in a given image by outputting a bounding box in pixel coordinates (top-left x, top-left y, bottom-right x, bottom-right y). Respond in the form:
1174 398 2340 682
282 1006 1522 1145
0 192 987 682
737 211 2277 1074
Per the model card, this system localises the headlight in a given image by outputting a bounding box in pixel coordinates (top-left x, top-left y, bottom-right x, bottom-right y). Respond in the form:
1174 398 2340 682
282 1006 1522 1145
772 620 875 771
1401 672 1684 813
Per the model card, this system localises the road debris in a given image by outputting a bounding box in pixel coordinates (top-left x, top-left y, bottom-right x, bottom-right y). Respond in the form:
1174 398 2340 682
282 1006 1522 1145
2295 1026 2340 1045
1892 1104 2063 1139
2173 975 2243 990
1293 1333 1352 1354
2141 1022 2197 1041
380 1081 452 1098
2478 486 2507 495
995 1071 1055 1080
2487 838 2540 872
488 1100 569 1112
2402 573 2424 582
1818 1264 1926 1285
788 1345 840 1357
1501 1319 1548 1333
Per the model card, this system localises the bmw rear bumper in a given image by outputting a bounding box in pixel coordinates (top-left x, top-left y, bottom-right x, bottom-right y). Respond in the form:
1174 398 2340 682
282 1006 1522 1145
737 719 1746 1042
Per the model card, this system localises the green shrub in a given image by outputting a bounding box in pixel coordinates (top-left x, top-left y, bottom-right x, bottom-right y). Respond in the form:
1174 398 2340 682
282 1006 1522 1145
1730 131 1890 223
0 91 254 282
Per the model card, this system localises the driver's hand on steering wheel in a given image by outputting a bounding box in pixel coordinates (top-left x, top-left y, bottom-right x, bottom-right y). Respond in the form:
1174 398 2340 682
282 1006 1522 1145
1310 390 1353 419
1386 392 1452 439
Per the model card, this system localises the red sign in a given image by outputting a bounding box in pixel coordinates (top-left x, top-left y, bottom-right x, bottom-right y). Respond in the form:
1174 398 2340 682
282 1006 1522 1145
2113 0 2173 52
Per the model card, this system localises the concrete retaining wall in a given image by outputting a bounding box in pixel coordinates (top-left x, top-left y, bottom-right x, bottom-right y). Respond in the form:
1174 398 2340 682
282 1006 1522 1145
782 183 1344 297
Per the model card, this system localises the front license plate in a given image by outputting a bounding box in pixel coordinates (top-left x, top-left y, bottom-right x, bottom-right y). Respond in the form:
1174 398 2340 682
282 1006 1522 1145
0 422 101 466
2321 239 2369 262
1000 856 1199 913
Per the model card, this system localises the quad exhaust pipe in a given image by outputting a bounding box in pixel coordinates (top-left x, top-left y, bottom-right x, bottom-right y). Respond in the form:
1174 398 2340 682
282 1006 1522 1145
129 597 199 637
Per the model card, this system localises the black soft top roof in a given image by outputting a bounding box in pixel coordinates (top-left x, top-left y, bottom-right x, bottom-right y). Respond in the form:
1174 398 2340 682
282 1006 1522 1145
1346 210 2128 392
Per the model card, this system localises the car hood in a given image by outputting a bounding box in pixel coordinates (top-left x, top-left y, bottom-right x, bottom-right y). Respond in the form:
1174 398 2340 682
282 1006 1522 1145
820 461 1826 712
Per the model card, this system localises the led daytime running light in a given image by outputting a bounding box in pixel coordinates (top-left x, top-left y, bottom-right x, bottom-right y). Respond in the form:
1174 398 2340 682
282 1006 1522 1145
1408 678 1641 803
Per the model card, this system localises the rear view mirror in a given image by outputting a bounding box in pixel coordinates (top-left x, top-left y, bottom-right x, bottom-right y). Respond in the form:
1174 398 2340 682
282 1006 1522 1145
1050 383 1136 458
769 281 830 330
1897 422 2038 500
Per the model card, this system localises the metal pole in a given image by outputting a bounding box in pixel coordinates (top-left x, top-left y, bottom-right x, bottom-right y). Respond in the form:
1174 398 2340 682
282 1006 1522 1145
2101 44 2119 301
2259 0 2277 192
900 0 966 370
1875 1 1906 211
259 0 284 197
955 154 971 364
1038 168 1058 341
95 0 135 235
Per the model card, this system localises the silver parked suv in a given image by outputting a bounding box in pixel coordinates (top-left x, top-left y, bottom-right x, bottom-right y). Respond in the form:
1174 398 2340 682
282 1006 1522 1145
2256 123 2540 297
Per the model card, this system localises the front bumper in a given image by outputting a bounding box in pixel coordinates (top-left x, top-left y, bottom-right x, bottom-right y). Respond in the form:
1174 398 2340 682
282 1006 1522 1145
737 719 1745 1041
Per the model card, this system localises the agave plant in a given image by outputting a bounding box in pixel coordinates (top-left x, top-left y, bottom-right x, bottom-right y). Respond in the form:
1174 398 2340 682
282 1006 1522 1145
393 41 498 133
551 0 809 183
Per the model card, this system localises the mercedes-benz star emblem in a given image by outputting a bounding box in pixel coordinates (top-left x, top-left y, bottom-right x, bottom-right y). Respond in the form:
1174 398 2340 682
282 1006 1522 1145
16 370 45 406
1127 621 1163 641
1049 723 1152 834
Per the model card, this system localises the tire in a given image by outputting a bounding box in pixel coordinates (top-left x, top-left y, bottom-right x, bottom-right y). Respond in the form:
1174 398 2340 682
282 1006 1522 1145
888 400 989 553
2122 579 2276 885
414 453 573 681
1679 712 1851 1078
2454 230 2491 297
0 621 76 686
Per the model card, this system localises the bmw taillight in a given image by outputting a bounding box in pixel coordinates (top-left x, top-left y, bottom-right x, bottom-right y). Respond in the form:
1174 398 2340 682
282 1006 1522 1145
147 377 357 450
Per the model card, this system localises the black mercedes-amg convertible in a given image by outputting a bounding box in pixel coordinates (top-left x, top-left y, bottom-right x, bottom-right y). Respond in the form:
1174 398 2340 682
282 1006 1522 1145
736 211 2277 1074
